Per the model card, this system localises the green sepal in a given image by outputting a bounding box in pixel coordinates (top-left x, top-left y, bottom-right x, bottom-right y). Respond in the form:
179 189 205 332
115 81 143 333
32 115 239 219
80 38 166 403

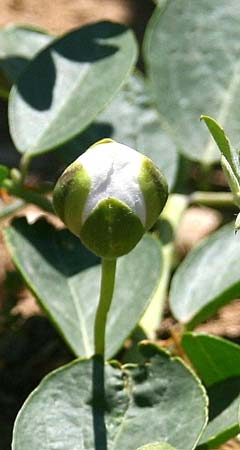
80 198 145 258
53 162 91 235
90 138 114 148
138 157 168 230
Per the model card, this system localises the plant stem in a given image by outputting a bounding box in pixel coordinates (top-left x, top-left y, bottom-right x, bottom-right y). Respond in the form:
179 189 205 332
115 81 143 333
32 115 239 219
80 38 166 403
140 194 188 338
190 191 235 208
94 258 117 357
2 180 54 214
20 153 32 182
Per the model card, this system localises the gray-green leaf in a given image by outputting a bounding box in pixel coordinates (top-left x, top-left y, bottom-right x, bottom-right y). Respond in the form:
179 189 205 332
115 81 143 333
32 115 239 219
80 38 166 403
183 333 240 448
0 25 52 93
4 218 162 359
144 0 240 163
9 22 138 156
170 223 240 327
12 344 208 450
59 73 178 190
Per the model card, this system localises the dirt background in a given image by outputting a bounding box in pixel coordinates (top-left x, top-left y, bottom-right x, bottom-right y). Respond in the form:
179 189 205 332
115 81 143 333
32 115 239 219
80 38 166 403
0 0 154 40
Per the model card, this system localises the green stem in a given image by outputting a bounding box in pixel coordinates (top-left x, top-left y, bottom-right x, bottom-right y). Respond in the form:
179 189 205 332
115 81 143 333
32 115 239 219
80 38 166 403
2 180 54 214
140 194 188 338
20 153 32 182
190 191 235 208
94 258 117 357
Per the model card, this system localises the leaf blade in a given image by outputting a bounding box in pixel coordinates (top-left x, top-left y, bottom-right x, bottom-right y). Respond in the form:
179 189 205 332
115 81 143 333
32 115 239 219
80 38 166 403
4 217 163 359
12 345 207 450
9 22 138 156
170 223 240 327
144 1 240 163
183 333 240 448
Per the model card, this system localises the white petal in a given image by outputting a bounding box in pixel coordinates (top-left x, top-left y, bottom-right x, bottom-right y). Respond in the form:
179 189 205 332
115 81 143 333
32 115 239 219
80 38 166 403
77 141 146 225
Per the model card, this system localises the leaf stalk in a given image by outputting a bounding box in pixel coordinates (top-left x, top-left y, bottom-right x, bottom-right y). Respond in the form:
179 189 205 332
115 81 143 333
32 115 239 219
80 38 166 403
94 257 117 357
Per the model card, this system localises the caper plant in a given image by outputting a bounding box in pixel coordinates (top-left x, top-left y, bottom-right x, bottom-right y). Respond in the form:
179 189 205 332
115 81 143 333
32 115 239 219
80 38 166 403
1 2 240 450
53 138 168 357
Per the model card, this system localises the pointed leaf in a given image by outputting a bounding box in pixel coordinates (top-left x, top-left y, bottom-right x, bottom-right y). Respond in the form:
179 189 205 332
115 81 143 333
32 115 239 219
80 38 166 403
12 345 208 450
201 115 240 181
9 22 138 156
144 1 240 163
4 218 162 359
183 333 240 448
170 223 240 327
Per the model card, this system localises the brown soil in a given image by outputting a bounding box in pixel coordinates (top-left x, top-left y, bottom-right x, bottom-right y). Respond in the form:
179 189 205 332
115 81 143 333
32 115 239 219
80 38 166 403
0 0 154 41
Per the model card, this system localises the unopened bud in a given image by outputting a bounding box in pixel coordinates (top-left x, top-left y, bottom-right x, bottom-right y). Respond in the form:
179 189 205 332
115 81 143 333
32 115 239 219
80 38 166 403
53 139 168 258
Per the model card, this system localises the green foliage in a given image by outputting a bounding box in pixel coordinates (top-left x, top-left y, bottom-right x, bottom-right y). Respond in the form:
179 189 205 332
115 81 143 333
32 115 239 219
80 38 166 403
170 223 240 327
88 73 178 190
144 0 240 163
12 344 207 450
9 22 138 156
0 3 240 449
183 333 240 448
4 218 163 359
0 163 9 184
0 24 52 93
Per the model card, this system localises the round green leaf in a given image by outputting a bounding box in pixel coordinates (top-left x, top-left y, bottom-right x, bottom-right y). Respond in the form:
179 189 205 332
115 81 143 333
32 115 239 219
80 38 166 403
4 218 162 359
170 223 240 327
9 22 138 156
12 345 207 450
183 333 240 448
144 0 240 163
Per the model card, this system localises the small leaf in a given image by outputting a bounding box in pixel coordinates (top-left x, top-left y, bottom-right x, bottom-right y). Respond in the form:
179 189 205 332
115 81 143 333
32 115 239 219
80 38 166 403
170 222 240 327
4 217 163 359
201 115 240 182
183 333 240 448
9 22 138 156
144 0 240 163
0 164 9 184
12 345 208 450
200 116 232 164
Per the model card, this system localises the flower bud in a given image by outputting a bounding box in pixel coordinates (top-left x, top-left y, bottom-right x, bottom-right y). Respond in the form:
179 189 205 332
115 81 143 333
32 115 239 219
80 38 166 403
53 139 168 258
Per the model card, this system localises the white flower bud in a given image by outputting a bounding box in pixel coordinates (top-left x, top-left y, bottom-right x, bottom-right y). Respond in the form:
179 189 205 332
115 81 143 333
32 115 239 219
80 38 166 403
53 139 168 257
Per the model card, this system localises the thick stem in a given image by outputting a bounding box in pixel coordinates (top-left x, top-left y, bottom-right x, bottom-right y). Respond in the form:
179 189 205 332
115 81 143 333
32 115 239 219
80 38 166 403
94 258 117 357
